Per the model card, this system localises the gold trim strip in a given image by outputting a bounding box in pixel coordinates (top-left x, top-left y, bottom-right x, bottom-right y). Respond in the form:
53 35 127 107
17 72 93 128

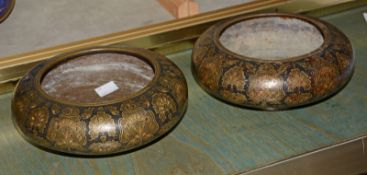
243 136 367 175
0 0 286 68
1 0 365 84
0 0 287 83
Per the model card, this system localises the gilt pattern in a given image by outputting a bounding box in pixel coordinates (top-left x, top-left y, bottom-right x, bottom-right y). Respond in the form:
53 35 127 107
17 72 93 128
12 48 188 155
192 13 354 109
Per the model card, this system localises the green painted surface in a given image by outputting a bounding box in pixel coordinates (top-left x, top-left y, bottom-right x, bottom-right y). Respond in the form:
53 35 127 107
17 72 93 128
0 6 366 175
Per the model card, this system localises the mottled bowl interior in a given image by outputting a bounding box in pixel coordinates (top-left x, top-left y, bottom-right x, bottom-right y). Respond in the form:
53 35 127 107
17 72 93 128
41 52 154 104
219 16 324 60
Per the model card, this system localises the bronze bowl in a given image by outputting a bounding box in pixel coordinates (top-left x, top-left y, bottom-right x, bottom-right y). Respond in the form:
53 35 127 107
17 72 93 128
192 13 354 110
12 47 188 155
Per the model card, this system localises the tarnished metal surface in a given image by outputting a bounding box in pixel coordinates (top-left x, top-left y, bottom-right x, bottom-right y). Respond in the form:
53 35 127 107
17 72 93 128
192 13 354 110
0 2 365 175
11 47 188 155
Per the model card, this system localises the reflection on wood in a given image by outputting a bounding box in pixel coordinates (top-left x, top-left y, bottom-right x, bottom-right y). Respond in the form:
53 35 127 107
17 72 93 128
245 137 367 175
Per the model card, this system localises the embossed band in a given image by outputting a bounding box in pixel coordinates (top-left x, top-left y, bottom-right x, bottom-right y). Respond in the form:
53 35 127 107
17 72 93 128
192 13 354 110
12 47 188 155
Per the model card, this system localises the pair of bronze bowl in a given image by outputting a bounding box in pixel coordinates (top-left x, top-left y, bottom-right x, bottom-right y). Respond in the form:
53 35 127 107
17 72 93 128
12 13 354 155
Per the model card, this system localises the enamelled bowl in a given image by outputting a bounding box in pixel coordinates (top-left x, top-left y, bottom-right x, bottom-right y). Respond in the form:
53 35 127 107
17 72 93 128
192 13 354 110
12 47 188 155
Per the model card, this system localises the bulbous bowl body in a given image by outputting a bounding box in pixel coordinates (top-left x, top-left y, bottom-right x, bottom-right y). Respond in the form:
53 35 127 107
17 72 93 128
12 47 188 155
192 13 354 110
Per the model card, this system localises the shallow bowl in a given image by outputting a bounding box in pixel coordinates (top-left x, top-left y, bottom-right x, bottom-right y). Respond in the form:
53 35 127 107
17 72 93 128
192 13 354 110
12 47 188 155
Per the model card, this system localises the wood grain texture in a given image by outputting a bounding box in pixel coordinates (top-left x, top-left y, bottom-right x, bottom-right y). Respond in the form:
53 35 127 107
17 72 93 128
245 137 367 175
0 6 367 175
158 0 198 18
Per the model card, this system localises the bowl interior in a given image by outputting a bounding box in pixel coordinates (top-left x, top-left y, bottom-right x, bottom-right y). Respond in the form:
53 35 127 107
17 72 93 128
219 16 324 60
41 52 154 104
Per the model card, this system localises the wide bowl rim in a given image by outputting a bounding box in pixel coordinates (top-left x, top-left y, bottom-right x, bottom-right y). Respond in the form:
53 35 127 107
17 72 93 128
34 47 161 107
12 46 189 155
214 12 331 62
191 12 354 110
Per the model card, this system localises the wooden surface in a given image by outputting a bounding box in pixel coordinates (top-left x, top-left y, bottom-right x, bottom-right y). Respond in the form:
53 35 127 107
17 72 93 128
246 137 367 175
158 0 198 18
0 6 366 175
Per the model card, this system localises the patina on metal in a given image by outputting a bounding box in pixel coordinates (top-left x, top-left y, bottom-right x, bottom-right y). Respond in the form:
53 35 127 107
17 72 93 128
11 47 188 155
192 13 354 110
